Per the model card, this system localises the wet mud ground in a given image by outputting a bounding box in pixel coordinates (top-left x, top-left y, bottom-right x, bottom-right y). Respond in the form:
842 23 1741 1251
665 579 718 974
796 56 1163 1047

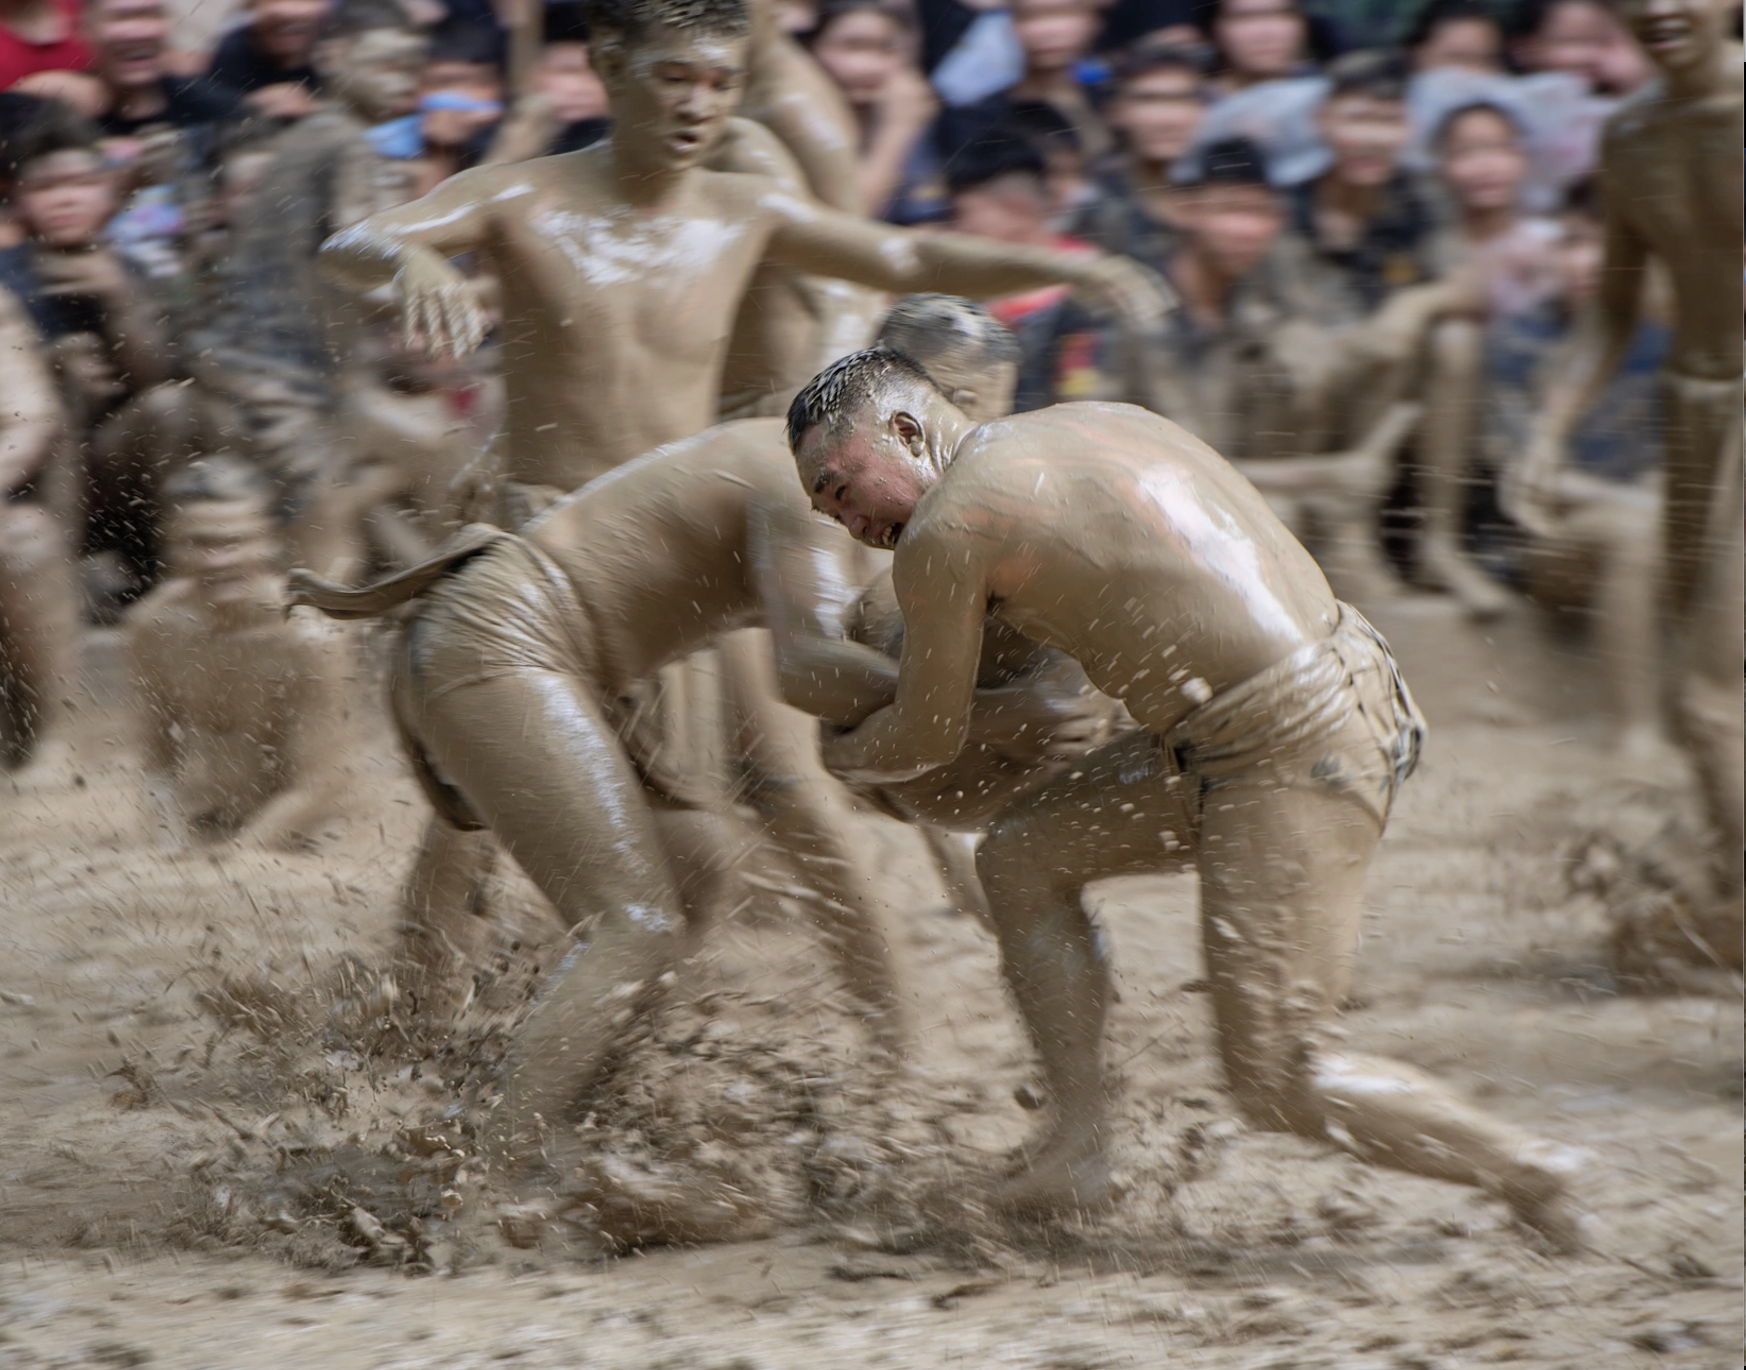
0 597 1739 1369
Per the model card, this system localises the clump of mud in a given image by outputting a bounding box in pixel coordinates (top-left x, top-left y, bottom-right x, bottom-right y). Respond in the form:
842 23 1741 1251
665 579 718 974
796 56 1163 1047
1562 782 1743 992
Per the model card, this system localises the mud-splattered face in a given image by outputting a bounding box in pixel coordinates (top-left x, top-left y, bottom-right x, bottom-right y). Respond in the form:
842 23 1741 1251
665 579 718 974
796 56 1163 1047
327 28 426 123
595 22 748 173
1616 0 1723 74
799 410 935 550
170 500 280 604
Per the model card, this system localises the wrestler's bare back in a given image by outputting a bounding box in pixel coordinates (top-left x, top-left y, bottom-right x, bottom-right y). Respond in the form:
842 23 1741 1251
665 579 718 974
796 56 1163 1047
900 404 1339 735
522 418 805 691
1601 67 1743 378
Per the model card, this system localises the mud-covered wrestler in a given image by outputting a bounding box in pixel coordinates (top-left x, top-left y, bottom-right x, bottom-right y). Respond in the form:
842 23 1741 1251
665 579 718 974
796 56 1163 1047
788 348 1589 1243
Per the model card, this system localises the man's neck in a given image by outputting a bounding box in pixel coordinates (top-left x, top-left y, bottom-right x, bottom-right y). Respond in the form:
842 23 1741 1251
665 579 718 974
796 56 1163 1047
935 406 979 473
1316 171 1384 229
113 77 168 122
1168 244 1235 327
607 141 694 208
1659 42 1737 102
1459 203 1517 243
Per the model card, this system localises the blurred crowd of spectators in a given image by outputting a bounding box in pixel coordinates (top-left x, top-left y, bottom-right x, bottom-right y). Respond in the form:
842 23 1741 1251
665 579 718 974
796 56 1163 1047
0 0 1711 638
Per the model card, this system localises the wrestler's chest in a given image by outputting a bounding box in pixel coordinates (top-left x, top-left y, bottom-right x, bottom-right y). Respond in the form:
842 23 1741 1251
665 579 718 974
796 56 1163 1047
1614 122 1742 243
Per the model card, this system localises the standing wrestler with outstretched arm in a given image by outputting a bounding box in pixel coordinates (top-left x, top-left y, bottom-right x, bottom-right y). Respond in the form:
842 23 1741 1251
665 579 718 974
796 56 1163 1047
788 350 1588 1244
1509 0 1742 950
317 0 1166 503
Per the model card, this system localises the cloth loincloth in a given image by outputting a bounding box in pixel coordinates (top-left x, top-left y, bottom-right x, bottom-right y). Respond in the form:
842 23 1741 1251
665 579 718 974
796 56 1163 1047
1164 601 1425 828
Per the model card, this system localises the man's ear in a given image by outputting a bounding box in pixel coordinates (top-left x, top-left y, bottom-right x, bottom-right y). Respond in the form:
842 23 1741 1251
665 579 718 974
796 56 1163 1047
590 33 626 86
892 411 924 449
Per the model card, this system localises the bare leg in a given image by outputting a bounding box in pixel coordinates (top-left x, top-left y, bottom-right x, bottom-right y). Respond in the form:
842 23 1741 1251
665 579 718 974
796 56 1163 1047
402 652 684 1168
1415 320 1510 620
975 732 1198 1211
397 815 499 1014
0 506 79 770
920 825 993 927
721 628 911 1054
1197 774 1582 1240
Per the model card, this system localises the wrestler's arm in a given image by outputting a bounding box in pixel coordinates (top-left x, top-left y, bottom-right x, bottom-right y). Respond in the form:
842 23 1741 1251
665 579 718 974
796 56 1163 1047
239 615 362 850
1509 152 1649 534
819 523 987 783
760 192 1173 327
318 167 503 358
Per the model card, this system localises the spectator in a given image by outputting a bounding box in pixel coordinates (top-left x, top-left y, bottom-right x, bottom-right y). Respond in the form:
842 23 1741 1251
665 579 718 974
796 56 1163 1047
0 0 91 91
531 2 608 153
1487 180 1669 753
206 0 330 121
937 0 1109 166
1006 97 1092 222
1208 0 1316 93
411 23 504 193
1430 100 1560 321
0 109 187 607
1404 0 1505 73
1073 40 1211 268
805 0 942 220
1093 0 1200 55
1285 49 1435 318
81 0 241 147
945 129 1109 408
1505 0 1650 96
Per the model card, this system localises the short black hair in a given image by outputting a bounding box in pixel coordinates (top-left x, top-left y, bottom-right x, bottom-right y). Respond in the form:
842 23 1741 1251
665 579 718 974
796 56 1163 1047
807 0 908 42
1432 98 1524 148
944 127 1048 197
543 1 591 42
583 0 750 44
1324 48 1409 102
426 21 507 68
786 346 940 454
875 295 1021 378
1006 98 1081 155
1403 0 1502 51
1114 37 1214 86
8 104 103 176
321 0 417 40
1183 134 1270 189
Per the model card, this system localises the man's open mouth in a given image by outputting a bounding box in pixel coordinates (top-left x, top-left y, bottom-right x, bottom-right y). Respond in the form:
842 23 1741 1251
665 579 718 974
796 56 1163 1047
1638 17 1691 49
667 130 703 154
880 522 903 550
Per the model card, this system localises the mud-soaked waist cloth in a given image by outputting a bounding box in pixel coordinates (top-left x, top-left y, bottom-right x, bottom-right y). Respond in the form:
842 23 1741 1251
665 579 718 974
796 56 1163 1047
1164 603 1425 827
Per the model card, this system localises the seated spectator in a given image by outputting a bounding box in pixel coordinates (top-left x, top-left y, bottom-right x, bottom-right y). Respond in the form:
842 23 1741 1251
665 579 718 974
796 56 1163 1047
1285 50 1435 317
937 0 1108 166
81 0 241 149
1505 0 1651 97
945 129 1111 409
0 109 190 609
805 0 943 221
1404 0 1505 73
0 0 91 91
410 23 503 194
1430 100 1560 322
530 2 608 153
1206 0 1320 95
1491 181 1669 756
206 0 330 121
1072 39 1211 268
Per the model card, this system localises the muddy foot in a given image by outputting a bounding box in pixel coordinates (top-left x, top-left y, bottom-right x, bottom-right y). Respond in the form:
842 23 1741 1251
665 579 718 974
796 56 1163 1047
990 1134 1119 1217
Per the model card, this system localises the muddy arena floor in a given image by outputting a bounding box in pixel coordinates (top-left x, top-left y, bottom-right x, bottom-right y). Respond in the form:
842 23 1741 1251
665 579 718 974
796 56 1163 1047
1 594 1739 1369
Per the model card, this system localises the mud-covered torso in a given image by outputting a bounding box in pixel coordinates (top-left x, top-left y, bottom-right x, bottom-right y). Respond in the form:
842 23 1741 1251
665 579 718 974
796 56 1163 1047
525 420 802 693
1602 78 1744 379
477 156 784 489
904 403 1340 735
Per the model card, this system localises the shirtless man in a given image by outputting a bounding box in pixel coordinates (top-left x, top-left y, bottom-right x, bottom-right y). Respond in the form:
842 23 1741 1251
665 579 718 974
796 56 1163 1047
127 457 367 849
316 0 1165 510
287 411 1108 1180
788 349 1586 1241
0 284 77 774
1510 0 1742 958
714 0 881 417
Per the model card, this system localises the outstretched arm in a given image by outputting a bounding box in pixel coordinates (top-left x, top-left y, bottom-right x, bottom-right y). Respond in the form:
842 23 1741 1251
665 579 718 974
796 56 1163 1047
318 167 503 359
820 527 987 783
762 192 1173 329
